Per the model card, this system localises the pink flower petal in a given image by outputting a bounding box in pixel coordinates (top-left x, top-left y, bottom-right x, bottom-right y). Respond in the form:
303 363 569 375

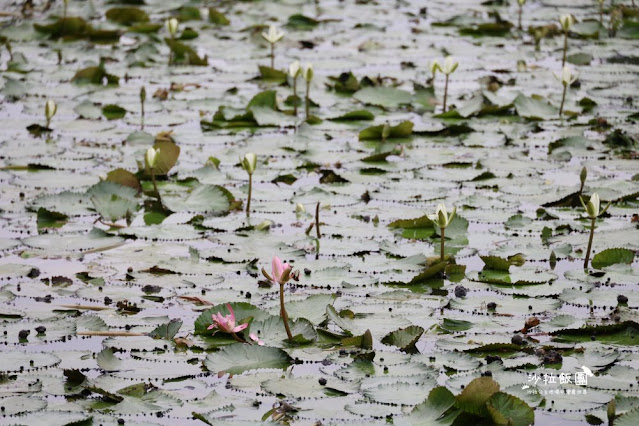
234 323 249 332
272 256 284 281
226 303 235 321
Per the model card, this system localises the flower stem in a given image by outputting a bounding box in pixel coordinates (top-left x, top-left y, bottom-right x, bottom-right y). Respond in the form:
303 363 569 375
562 31 568 67
293 77 298 116
230 332 246 343
600 3 604 26
440 226 445 262
584 217 596 269
246 173 252 218
315 202 321 239
518 5 522 31
270 43 274 69
46 118 51 129
140 100 145 131
305 79 311 121
151 169 163 209
559 84 567 117
443 74 449 112
280 284 293 341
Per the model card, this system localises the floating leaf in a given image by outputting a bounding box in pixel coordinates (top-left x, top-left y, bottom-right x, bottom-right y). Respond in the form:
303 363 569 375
591 248 635 270
381 325 424 351
204 344 292 376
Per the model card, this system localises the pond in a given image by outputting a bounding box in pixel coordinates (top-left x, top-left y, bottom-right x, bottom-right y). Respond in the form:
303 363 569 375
1 0 639 424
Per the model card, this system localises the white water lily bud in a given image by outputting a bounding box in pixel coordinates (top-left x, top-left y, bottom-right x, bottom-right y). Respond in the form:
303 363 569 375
45 100 57 123
580 167 587 186
295 203 306 214
303 63 314 81
146 147 160 169
262 24 284 44
518 0 526 5
289 60 301 78
429 204 457 229
241 152 257 175
554 65 578 86
559 14 574 32
166 18 179 38
580 192 611 219
440 56 459 75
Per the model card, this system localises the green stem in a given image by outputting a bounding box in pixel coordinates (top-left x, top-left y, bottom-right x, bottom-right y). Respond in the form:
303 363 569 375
140 101 145 131
584 217 596 269
151 169 163 209
562 31 568 67
518 5 522 31
46 118 51 129
270 43 274 69
443 74 449 112
315 202 321 239
305 79 311 121
600 3 603 26
293 77 298 116
440 226 445 262
280 284 293 341
246 173 252 218
559 84 567 117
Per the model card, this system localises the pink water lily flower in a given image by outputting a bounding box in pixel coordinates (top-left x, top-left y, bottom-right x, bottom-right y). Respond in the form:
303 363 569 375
207 304 248 334
262 256 293 285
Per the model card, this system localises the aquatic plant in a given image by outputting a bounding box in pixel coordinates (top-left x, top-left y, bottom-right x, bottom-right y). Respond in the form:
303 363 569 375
45 99 56 129
580 192 612 269
430 204 456 261
240 152 257 217
262 24 284 69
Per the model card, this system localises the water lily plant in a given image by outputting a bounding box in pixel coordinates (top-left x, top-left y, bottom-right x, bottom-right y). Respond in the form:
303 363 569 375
559 14 573 67
45 99 57 129
517 0 526 30
140 86 146 130
302 63 315 120
579 166 587 195
289 60 302 116
262 24 284 69
430 204 456 261
438 56 458 112
208 303 248 342
554 65 577 116
146 147 163 208
302 63 314 121
240 153 257 217
262 256 296 341
166 18 178 65
580 193 612 269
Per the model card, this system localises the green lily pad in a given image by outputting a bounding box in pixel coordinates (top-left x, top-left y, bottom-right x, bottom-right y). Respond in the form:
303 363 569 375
204 344 292 376
591 248 635 270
